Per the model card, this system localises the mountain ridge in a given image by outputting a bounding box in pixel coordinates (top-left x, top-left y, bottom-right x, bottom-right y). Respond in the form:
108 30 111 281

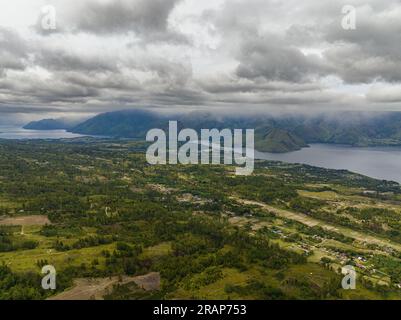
24 110 401 153
69 110 306 153
24 118 80 131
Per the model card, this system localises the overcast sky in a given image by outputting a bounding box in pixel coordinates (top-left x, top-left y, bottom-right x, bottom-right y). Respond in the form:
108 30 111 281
1 0 401 124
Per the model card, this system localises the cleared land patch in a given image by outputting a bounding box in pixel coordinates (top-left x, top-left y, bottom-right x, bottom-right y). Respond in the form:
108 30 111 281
48 272 161 300
0 215 50 226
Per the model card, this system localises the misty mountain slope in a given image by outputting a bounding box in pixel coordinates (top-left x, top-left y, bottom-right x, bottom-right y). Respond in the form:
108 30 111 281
72 110 165 138
292 113 401 147
69 110 305 152
23 119 77 131
255 128 308 153
26 110 401 153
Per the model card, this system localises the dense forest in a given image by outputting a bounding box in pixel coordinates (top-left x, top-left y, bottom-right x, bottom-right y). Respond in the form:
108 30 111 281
0 138 401 299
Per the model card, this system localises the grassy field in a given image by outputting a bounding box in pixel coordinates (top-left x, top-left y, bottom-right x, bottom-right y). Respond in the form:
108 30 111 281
1 140 401 299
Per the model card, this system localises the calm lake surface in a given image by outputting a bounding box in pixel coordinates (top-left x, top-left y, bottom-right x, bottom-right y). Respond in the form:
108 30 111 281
256 144 401 183
0 127 85 139
1 128 401 183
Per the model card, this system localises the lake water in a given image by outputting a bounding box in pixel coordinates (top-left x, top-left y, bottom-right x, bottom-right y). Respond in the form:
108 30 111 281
0 127 86 140
256 144 401 183
1 128 401 183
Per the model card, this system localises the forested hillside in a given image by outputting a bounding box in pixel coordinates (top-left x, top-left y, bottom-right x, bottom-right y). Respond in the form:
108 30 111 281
56 110 401 152
1 139 401 299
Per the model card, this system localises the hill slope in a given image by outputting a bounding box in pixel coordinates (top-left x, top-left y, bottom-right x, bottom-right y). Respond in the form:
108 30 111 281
26 110 401 153
24 119 76 130
70 110 306 152
72 110 163 138
255 128 308 153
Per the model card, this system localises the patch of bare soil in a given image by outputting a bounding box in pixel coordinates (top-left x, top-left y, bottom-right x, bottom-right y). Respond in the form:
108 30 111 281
0 215 50 226
132 272 161 291
147 184 176 194
176 193 212 205
130 186 144 193
48 272 161 300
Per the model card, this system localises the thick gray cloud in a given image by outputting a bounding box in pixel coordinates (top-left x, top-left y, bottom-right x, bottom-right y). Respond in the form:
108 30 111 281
35 48 118 72
76 0 179 33
0 27 29 71
320 2 401 84
37 0 187 43
236 36 330 82
2 0 401 121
